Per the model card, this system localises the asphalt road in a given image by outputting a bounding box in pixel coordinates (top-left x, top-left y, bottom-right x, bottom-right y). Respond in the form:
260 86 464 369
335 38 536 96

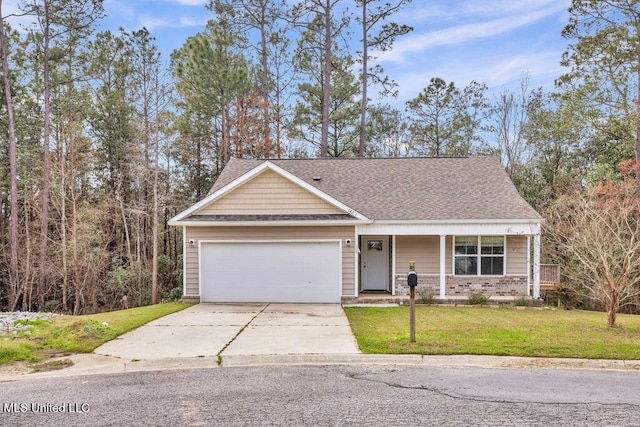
1 365 639 426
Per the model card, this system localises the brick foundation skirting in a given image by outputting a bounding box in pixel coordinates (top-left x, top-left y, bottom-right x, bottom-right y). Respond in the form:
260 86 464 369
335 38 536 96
395 274 528 297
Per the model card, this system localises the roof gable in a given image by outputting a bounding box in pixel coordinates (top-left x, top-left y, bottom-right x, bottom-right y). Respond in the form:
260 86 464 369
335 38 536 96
193 168 345 216
170 161 369 223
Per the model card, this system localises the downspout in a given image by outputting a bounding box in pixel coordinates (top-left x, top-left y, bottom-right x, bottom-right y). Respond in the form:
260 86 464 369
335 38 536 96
182 226 187 297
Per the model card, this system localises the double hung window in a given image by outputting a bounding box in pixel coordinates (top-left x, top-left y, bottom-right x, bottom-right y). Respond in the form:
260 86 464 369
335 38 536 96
454 236 504 276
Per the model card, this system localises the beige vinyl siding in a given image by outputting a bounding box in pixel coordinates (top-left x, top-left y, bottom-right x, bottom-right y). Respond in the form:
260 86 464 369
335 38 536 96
506 235 528 275
395 236 440 274
445 236 453 275
195 169 344 215
184 226 356 297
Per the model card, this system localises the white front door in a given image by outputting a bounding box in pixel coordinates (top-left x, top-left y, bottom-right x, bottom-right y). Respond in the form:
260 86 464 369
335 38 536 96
361 236 389 291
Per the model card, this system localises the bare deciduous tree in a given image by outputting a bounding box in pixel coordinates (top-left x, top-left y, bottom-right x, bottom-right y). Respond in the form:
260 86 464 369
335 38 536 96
489 74 532 178
546 171 640 327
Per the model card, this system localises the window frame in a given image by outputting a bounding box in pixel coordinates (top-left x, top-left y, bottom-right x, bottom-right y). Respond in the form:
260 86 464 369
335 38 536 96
453 235 505 276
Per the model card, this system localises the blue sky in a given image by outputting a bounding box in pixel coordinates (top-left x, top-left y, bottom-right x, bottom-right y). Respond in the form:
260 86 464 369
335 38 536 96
4 0 571 102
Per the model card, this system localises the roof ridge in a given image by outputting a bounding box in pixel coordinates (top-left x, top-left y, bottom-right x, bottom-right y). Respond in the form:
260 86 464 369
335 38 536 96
229 156 497 162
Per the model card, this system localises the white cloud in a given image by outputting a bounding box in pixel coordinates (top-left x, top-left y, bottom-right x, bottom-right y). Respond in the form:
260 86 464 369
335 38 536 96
104 0 137 22
389 49 566 106
179 16 209 27
157 0 207 5
381 1 568 64
2 0 24 17
488 51 566 87
1 0 38 30
102 0 209 32
138 13 173 31
135 13 207 30
403 0 568 22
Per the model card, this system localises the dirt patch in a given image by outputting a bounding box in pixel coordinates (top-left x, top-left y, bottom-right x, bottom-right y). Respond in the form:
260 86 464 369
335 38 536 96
0 351 76 378
0 361 32 377
29 359 74 373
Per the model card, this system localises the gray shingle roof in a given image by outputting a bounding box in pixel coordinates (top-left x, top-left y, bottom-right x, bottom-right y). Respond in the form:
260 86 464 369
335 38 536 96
184 214 356 221
208 157 542 221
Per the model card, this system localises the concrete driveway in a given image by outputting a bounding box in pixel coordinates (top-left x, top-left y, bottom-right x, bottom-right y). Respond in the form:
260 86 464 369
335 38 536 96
94 304 360 360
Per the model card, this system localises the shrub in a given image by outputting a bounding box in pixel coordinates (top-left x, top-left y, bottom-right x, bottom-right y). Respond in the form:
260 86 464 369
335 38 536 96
81 319 114 339
467 292 488 305
416 293 434 304
44 300 60 312
0 342 36 364
513 296 531 307
555 283 583 309
168 287 183 301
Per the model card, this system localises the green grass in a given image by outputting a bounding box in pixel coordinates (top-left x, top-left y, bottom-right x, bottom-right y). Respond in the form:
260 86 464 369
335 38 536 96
344 306 640 360
0 341 37 365
0 302 194 366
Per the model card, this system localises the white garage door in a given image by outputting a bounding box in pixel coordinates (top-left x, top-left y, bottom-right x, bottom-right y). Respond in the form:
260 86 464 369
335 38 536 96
200 241 341 303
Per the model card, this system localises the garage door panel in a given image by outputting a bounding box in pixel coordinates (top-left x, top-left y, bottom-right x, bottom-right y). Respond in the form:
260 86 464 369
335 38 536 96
200 241 341 303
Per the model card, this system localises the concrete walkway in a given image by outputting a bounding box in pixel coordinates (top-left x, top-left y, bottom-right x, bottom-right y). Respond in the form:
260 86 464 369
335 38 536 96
94 303 360 360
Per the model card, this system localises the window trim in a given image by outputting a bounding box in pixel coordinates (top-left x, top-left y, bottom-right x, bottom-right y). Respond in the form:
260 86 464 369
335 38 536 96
453 235 506 276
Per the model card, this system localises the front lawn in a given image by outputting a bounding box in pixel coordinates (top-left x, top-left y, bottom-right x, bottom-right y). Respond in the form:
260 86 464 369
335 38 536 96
343 306 640 359
0 302 194 366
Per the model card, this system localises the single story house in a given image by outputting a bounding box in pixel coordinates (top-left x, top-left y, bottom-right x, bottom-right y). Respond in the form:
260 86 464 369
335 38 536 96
169 157 543 303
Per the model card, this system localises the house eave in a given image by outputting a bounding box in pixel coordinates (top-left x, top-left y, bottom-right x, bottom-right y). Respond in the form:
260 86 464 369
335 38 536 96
169 218 542 228
373 218 543 225
169 219 372 227
356 219 542 236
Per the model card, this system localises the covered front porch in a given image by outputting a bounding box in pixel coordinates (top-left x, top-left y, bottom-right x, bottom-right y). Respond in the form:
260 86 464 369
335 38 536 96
354 221 543 301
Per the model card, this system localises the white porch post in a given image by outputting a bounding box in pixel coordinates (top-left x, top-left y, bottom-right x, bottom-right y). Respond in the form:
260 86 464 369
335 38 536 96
439 234 446 299
391 235 396 295
526 235 531 297
533 233 541 298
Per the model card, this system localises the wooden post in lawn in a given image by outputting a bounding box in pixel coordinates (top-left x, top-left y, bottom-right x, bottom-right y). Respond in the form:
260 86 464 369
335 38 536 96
409 261 416 343
410 287 415 342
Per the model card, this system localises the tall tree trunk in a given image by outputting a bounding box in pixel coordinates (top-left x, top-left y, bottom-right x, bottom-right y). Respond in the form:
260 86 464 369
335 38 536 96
142 57 150 263
23 209 33 310
151 76 160 305
320 0 331 157
118 188 133 263
71 168 81 315
222 95 231 165
275 105 281 158
259 8 271 157
636 61 640 194
0 0 21 310
358 0 367 157
60 131 68 311
38 0 53 311
195 137 202 200
607 296 617 328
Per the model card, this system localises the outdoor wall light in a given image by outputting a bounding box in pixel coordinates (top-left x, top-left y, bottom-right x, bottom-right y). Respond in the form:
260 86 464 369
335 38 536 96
188 239 195 247
345 239 352 247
